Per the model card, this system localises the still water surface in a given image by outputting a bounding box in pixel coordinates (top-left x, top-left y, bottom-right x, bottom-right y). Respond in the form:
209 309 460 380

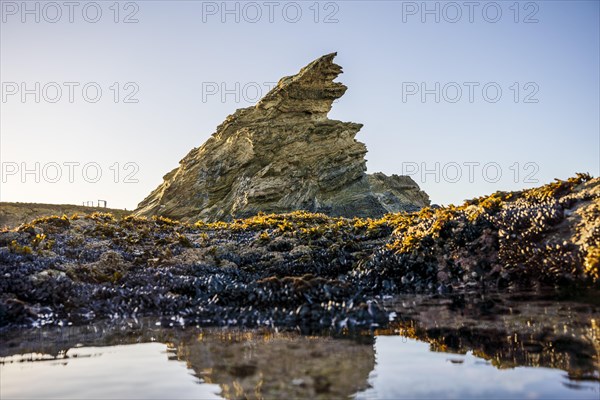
1 294 599 399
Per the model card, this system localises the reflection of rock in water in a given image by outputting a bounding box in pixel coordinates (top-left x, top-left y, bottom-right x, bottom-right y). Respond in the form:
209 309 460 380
381 292 600 381
173 330 375 400
0 325 375 400
0 293 598 393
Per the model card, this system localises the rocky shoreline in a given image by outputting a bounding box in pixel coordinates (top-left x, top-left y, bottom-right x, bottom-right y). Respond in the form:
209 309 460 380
0 174 598 331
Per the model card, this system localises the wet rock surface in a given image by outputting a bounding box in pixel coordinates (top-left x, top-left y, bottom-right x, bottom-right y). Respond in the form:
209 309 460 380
134 53 429 222
0 175 599 331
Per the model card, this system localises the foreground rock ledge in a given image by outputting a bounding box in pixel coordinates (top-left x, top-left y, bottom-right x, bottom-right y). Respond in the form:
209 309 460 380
0 175 598 330
135 53 429 222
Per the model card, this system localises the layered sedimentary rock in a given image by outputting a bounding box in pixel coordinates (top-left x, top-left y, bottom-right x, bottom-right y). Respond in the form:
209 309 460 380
135 53 429 222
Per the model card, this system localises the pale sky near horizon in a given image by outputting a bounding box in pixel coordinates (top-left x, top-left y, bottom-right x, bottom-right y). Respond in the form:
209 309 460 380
1 0 599 210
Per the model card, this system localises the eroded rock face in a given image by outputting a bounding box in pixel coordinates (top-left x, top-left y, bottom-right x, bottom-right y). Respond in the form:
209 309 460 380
135 53 429 222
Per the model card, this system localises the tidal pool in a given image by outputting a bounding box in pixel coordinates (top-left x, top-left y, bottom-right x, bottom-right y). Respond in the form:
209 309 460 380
1 294 598 399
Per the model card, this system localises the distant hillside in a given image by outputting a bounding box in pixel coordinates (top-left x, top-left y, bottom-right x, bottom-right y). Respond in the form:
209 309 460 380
0 202 131 229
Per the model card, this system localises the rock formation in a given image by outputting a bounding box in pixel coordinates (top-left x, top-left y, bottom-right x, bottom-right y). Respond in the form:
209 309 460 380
1 175 598 330
135 53 429 222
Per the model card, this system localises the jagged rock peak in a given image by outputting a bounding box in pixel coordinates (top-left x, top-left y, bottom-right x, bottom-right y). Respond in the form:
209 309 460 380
256 52 347 117
135 53 429 222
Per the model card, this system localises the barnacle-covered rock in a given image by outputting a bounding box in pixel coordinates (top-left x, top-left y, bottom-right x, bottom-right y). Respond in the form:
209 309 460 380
365 174 600 292
0 175 598 330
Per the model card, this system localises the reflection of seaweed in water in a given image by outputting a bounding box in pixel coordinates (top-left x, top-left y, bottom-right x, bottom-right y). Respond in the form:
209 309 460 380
173 330 375 400
380 292 600 382
380 322 599 382
0 294 598 398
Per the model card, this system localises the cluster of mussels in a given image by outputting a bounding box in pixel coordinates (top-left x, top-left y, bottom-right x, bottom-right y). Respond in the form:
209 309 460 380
0 175 598 331
353 174 600 294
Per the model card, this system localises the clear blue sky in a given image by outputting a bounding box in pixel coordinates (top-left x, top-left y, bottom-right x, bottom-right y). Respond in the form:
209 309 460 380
1 0 599 209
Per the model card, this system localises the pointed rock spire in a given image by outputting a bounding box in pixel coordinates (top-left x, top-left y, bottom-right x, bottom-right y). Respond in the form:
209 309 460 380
135 54 429 222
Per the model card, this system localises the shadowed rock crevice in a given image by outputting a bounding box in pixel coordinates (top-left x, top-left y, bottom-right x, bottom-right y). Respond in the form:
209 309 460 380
135 53 429 222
